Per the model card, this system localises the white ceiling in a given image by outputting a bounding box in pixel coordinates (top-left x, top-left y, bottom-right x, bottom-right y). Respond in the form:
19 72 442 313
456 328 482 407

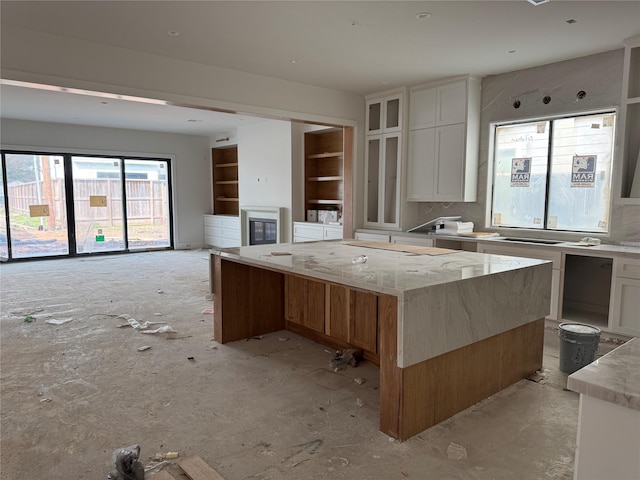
1 0 639 137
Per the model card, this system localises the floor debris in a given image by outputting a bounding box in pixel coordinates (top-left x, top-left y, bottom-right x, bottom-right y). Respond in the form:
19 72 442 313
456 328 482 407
142 325 178 334
23 315 36 323
201 309 214 314
108 444 144 480
45 318 73 325
137 345 151 352
446 442 468 460
356 398 366 407
329 349 362 371
354 377 366 385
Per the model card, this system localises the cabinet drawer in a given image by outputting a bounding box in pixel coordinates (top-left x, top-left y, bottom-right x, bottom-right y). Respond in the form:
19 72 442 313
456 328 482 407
614 257 640 279
221 227 240 241
355 232 390 242
294 224 323 240
390 235 434 247
221 216 240 229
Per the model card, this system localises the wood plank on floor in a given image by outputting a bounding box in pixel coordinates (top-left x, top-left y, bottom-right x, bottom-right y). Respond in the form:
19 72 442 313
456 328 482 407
179 456 226 480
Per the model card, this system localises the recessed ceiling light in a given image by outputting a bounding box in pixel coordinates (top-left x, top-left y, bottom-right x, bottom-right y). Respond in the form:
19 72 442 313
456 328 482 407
101 101 108 105
168 30 180 36
526 0 551 5
566 19 577 24
507 49 517 54
290 59 300 64
187 119 203 123
416 12 432 20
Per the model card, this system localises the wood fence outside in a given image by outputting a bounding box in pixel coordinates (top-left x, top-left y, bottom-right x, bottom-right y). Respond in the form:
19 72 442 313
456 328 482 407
7 179 168 228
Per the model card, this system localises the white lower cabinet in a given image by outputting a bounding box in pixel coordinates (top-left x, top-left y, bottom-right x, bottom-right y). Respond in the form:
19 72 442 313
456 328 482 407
204 215 241 248
354 231 391 242
390 235 434 247
293 222 342 243
609 257 640 337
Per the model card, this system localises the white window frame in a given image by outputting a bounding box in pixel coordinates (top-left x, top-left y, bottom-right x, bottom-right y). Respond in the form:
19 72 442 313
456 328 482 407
486 109 617 236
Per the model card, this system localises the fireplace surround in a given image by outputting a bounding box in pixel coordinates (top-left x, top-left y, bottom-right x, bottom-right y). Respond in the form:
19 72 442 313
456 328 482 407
240 206 283 246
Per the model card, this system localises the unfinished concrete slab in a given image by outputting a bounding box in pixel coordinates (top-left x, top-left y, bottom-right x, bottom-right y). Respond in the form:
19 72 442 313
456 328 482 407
0 250 620 479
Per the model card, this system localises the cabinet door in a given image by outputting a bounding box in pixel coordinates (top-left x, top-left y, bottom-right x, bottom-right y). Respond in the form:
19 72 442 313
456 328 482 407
381 134 401 226
350 291 378 353
610 277 640 337
365 136 381 224
306 279 326 333
327 284 350 342
284 275 325 333
384 94 403 132
285 275 307 325
366 98 383 135
407 128 436 201
409 87 437 130
367 95 403 134
323 226 343 240
437 81 467 126
434 123 466 201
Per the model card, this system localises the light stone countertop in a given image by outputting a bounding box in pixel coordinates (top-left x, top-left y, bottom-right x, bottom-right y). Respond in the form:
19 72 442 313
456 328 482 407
355 229 640 257
212 240 549 297
567 337 640 411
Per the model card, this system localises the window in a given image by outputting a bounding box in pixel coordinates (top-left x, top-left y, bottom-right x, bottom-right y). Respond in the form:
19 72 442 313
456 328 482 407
490 111 615 233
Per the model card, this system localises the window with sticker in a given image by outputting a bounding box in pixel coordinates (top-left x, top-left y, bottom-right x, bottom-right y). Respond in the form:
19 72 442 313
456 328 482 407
490 111 615 233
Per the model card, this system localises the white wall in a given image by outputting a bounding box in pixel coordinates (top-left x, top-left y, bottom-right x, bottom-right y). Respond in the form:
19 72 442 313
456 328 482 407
238 119 293 242
1 118 211 249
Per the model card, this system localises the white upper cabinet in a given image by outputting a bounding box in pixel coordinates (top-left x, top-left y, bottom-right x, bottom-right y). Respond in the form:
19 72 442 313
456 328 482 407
364 89 406 229
407 76 481 203
409 80 467 130
366 93 403 135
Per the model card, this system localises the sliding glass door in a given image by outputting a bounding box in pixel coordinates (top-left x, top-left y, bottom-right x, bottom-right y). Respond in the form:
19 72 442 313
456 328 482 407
0 151 172 261
72 156 126 254
125 159 171 249
3 153 69 258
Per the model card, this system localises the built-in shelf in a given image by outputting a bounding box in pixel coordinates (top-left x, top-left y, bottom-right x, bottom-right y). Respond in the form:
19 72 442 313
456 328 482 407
212 145 239 215
307 152 343 159
308 199 343 205
305 129 344 220
308 176 343 182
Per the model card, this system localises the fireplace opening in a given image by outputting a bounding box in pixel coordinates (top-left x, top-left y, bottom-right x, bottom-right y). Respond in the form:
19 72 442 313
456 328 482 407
249 217 277 245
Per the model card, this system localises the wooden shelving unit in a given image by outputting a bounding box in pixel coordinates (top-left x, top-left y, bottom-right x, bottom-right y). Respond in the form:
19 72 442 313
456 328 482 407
212 145 239 215
304 129 344 218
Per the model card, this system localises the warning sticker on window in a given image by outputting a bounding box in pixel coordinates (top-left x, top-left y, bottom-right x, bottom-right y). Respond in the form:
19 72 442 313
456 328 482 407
571 155 597 187
510 158 531 187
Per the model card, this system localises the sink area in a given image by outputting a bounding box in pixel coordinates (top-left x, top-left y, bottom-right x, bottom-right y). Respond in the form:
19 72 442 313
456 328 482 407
502 237 565 245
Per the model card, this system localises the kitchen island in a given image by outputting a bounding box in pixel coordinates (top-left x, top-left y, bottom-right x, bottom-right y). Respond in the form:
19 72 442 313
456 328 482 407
211 241 552 440
567 337 640 480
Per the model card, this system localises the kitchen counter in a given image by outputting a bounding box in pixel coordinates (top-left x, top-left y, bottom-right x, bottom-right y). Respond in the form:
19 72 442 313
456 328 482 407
567 338 640 480
211 241 552 440
355 228 640 257
568 337 640 410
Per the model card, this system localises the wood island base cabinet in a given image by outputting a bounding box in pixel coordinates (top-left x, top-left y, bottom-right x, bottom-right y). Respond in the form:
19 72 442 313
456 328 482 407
212 254 544 441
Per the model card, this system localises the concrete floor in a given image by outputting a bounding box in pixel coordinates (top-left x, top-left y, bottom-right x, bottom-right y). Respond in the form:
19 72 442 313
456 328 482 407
0 250 620 479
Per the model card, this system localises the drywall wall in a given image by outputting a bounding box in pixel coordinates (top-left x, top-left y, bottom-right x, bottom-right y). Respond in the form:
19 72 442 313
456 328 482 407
415 49 640 243
237 119 293 242
0 118 211 249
